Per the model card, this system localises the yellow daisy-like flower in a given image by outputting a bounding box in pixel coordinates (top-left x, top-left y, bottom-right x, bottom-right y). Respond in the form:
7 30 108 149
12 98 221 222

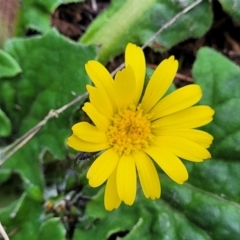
67 43 214 211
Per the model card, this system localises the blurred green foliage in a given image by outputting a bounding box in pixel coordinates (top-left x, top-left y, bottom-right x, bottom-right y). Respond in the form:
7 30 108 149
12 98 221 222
1 0 240 239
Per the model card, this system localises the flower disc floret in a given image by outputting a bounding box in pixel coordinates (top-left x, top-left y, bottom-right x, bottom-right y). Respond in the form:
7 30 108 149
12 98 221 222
107 105 153 155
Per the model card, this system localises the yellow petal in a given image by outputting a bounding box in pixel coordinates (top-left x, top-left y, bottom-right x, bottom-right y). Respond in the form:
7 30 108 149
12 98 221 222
82 103 110 132
145 146 188 184
154 136 211 162
113 65 136 110
116 154 136 205
141 56 178 113
85 60 116 109
104 168 121 211
133 151 160 199
87 85 115 118
72 122 108 143
151 106 214 129
67 134 110 152
125 43 145 104
87 149 119 187
150 84 202 120
153 128 213 148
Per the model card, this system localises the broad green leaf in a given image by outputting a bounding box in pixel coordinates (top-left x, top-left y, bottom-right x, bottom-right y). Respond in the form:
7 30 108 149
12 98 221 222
0 29 96 188
0 108 11 136
73 188 211 240
191 47 240 202
218 0 240 24
75 173 240 239
161 177 240 240
80 0 212 63
38 218 66 240
16 0 82 35
0 49 21 78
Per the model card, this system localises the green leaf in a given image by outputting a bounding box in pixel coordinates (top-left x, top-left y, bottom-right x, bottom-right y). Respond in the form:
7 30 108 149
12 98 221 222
75 173 240 240
161 177 240 240
0 49 21 78
73 188 211 240
0 29 96 188
218 0 240 24
0 108 11 137
191 47 240 202
38 218 66 240
80 0 212 63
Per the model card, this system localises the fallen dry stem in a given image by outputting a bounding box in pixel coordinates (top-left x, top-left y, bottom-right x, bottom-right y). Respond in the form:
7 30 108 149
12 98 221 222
0 93 88 165
0 223 9 240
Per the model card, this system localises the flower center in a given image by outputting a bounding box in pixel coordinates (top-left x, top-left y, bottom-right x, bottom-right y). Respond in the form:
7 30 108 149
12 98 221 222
107 105 154 155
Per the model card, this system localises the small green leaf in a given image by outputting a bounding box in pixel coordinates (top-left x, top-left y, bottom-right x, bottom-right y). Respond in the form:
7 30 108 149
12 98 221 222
0 108 11 137
38 218 66 240
218 0 240 24
0 49 21 78
81 0 212 63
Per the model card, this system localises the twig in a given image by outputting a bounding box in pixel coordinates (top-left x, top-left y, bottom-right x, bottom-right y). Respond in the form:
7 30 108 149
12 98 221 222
111 0 203 76
0 0 203 166
141 0 203 49
176 73 193 82
91 0 97 12
147 63 194 82
0 223 9 240
0 93 88 166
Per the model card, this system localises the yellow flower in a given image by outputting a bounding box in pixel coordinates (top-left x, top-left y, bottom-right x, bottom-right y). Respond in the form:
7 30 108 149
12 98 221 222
67 43 214 211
